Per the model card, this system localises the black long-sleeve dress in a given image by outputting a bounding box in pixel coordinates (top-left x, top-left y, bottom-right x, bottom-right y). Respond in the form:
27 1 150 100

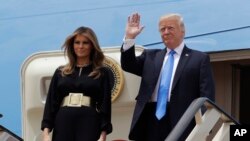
41 64 112 141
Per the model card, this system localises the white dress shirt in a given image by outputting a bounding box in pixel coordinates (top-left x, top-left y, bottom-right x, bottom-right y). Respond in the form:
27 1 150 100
122 38 135 51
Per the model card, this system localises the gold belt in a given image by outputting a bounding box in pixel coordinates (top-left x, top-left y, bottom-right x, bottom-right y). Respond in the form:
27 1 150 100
61 93 91 107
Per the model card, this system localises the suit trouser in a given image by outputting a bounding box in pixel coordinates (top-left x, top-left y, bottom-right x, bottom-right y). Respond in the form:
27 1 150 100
132 102 195 141
132 102 171 141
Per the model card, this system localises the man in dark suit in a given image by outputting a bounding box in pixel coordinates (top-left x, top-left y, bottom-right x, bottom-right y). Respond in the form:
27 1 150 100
120 13 215 141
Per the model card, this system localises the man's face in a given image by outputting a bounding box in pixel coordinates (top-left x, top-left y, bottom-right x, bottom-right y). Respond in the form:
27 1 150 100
159 17 185 49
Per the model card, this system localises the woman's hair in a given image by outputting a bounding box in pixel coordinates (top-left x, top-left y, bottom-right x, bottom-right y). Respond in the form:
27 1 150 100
60 26 104 79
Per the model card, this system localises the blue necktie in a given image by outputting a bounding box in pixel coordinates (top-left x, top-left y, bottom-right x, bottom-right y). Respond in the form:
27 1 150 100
156 50 175 120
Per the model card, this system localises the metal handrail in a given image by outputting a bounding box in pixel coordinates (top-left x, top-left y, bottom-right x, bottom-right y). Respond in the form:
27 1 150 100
165 97 240 141
0 125 23 141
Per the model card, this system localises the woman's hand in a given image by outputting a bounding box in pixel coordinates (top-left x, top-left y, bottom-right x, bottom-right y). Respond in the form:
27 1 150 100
42 128 51 141
125 12 144 39
98 131 107 141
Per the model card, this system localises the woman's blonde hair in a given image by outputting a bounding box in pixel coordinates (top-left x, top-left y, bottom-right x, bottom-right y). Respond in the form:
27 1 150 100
61 26 104 79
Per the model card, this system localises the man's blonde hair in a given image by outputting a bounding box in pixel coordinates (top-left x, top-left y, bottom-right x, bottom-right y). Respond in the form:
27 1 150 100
159 13 185 32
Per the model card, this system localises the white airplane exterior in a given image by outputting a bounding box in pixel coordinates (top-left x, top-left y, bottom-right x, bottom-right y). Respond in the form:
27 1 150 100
1 0 250 140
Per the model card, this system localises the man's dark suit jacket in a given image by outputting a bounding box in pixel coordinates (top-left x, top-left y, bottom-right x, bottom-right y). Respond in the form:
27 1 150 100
121 45 215 140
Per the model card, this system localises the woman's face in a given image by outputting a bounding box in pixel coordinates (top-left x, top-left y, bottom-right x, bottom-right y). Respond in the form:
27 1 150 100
73 34 92 60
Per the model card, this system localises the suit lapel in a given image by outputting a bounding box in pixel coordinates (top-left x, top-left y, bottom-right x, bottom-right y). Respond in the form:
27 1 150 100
172 46 191 90
154 49 167 81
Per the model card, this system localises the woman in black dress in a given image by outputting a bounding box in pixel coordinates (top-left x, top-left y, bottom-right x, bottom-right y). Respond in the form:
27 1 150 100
41 26 112 141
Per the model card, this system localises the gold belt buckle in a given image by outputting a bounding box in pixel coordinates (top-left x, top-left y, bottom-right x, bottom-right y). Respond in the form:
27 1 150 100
68 93 83 107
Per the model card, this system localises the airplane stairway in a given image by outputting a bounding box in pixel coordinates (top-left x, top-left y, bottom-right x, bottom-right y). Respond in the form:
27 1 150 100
165 97 240 141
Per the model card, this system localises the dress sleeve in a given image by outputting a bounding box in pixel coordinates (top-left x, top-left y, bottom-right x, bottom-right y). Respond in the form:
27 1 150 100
41 68 61 132
99 67 113 134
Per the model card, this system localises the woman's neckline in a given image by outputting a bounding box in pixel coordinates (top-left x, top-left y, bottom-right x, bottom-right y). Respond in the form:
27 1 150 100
76 63 91 68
